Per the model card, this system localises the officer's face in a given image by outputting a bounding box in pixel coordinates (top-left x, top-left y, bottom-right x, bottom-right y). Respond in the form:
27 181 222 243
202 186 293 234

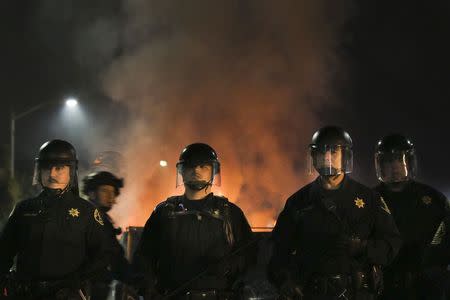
381 159 408 182
41 165 71 190
314 147 343 172
182 163 213 183
95 185 117 210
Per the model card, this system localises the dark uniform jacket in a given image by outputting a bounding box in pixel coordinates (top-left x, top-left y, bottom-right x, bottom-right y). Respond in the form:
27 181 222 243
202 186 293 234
375 181 450 298
133 193 253 293
98 209 130 282
0 190 110 283
375 181 449 271
269 176 402 287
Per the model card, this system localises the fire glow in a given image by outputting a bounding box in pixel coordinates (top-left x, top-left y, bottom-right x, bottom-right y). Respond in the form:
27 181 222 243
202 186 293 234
111 150 312 231
103 1 346 231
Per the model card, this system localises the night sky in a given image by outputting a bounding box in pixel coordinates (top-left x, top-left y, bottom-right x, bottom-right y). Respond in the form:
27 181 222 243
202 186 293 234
1 0 449 203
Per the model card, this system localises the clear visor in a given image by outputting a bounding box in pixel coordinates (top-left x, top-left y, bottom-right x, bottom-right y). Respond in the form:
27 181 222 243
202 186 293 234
375 150 417 183
175 161 221 188
307 145 353 176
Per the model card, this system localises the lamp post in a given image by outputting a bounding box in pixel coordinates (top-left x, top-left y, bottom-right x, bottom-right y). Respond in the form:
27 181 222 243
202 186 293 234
10 98 78 178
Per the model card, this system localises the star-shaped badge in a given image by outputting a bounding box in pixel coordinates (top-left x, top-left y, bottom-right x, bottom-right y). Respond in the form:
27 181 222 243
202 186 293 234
422 196 432 205
68 208 80 217
354 197 365 208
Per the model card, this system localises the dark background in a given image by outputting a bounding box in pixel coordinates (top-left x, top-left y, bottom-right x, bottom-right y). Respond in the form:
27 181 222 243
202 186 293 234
0 0 449 202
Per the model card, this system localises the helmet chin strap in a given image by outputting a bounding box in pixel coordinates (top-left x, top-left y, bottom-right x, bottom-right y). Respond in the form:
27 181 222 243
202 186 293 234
185 180 212 192
43 185 70 197
318 167 341 176
386 180 409 192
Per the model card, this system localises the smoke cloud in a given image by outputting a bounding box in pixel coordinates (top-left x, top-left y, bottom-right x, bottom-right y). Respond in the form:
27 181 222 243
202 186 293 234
101 0 351 228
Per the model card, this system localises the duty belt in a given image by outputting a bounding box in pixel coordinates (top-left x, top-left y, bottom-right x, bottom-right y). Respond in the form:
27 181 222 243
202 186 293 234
306 272 370 298
13 280 81 296
183 289 234 300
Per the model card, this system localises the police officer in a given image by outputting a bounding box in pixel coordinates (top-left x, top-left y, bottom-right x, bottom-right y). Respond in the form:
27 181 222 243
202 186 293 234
83 171 130 299
0 140 111 299
269 126 401 300
133 143 253 299
374 134 450 300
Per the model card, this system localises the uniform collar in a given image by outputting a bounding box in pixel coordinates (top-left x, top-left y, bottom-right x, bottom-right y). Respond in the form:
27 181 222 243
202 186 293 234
182 192 214 202
315 175 350 192
379 180 413 194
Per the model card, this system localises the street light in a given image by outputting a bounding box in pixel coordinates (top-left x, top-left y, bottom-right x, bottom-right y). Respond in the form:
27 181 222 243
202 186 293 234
10 97 80 178
65 98 78 108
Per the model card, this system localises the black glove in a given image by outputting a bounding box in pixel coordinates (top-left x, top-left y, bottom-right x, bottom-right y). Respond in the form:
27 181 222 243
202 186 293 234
279 279 304 300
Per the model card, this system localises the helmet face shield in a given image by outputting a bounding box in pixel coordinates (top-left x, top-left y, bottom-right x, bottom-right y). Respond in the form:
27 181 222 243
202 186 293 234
375 150 417 183
308 145 353 176
176 161 221 188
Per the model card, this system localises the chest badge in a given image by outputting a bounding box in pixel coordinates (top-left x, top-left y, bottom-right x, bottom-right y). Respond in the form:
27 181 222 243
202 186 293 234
354 197 365 209
422 196 432 205
68 208 80 217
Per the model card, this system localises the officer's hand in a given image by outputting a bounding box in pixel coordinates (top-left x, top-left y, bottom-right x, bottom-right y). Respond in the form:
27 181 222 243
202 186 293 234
279 279 303 300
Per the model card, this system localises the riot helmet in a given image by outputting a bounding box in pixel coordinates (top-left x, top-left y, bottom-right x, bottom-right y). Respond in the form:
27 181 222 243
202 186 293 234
375 134 417 183
308 126 353 176
176 143 221 190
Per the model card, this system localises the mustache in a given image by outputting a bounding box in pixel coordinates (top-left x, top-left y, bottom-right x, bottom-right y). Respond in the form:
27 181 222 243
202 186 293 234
47 177 60 183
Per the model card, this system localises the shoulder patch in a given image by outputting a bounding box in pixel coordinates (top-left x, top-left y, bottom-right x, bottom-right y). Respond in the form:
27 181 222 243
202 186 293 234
431 221 446 245
154 201 167 211
166 196 181 203
379 196 391 214
155 196 182 211
94 209 104 226
213 195 229 205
